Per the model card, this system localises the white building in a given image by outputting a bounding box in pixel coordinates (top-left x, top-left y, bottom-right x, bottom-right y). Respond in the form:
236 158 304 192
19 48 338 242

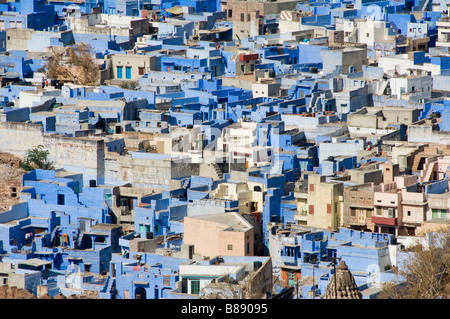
377 53 441 76
436 15 450 48
388 71 432 102
217 119 273 167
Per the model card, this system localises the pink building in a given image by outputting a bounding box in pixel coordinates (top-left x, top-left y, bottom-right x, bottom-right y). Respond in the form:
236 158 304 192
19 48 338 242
183 212 255 258
372 175 425 236
400 188 427 235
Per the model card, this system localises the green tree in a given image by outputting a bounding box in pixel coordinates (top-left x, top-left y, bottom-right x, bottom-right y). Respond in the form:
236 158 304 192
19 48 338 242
20 145 55 171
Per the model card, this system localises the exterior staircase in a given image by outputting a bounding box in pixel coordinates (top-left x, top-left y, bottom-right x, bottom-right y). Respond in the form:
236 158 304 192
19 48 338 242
389 20 400 35
416 0 431 11
270 160 283 175
98 277 115 299
378 80 389 95
420 161 436 183
212 163 223 179
77 231 85 247
50 226 61 244
182 178 191 189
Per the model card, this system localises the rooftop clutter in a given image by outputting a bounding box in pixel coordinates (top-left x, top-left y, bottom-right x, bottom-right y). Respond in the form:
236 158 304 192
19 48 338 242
0 0 449 300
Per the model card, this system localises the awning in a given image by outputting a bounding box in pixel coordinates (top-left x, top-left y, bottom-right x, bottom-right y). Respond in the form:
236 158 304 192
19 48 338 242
133 281 149 286
166 5 183 15
66 257 82 261
21 224 48 230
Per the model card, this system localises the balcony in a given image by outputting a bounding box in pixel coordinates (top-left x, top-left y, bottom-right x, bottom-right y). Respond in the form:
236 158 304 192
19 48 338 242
281 255 300 266
372 216 397 226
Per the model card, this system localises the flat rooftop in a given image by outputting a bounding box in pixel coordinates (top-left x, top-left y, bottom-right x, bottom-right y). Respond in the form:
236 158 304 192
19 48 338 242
187 212 252 232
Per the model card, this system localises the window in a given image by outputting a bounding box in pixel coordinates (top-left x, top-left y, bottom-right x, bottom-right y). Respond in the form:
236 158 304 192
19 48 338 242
138 67 144 75
57 194 65 205
228 9 232 18
94 236 106 244
191 280 200 294
288 272 296 286
350 208 356 217
240 13 244 21
227 244 233 250
117 66 123 79
387 208 395 218
163 275 170 286
432 209 439 219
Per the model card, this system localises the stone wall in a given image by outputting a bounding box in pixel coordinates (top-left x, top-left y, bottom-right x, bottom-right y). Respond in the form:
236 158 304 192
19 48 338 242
0 122 106 186
0 122 44 156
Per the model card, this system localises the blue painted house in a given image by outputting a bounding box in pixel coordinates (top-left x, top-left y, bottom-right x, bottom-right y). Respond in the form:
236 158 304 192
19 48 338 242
0 0 57 31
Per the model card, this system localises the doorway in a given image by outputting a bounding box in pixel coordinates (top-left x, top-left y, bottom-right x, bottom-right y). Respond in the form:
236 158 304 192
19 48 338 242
135 287 146 299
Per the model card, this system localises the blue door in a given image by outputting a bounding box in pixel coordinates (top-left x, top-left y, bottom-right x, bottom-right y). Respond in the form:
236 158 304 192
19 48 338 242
125 67 131 79
117 66 123 79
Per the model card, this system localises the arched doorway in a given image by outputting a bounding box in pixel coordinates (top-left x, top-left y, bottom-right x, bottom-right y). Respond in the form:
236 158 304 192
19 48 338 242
80 235 92 249
135 287 146 299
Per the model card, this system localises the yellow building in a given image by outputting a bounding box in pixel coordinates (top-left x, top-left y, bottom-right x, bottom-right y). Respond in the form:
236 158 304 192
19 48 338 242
306 174 344 231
